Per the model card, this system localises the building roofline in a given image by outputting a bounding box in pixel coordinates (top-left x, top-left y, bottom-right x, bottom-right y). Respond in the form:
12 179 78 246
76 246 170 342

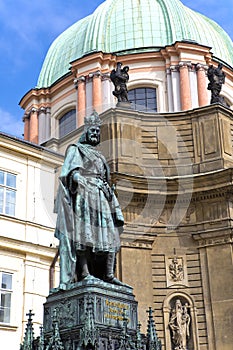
0 130 64 161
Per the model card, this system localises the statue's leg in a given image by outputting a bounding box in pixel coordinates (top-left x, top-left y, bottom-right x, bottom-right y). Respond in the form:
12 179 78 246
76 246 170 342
105 252 130 287
105 252 115 281
78 251 90 279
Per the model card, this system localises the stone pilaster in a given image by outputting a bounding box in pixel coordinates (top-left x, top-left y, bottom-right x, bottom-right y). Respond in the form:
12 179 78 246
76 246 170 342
92 71 102 113
29 107 39 144
179 62 192 111
23 113 30 141
170 65 181 111
74 76 86 127
38 107 51 145
196 64 209 107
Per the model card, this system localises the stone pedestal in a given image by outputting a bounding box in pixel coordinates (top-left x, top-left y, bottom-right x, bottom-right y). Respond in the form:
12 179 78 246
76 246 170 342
43 277 138 349
116 101 132 109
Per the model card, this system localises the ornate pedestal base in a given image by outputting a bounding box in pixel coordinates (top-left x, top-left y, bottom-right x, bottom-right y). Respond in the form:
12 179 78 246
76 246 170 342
43 277 138 349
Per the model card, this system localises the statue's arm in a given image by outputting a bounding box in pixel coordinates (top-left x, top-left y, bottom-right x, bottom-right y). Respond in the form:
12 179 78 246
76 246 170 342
60 144 85 193
68 168 87 194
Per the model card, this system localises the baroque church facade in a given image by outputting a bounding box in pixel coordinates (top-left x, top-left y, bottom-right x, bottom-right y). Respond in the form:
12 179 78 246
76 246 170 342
1 0 233 349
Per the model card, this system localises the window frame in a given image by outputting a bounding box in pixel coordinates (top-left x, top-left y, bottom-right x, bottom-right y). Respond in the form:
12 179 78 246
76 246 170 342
0 170 17 216
0 271 13 324
128 87 157 112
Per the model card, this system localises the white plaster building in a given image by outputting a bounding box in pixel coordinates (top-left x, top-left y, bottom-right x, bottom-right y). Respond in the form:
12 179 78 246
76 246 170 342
0 132 63 348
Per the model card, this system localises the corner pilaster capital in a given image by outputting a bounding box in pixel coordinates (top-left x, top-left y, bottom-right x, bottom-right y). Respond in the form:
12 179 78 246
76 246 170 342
196 63 208 72
102 72 111 81
38 106 47 114
178 61 192 70
170 65 179 72
92 70 102 78
74 76 86 89
30 107 39 115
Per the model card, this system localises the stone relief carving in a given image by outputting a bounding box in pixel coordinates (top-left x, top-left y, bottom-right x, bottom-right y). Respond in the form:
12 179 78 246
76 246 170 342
165 255 188 287
57 299 76 328
168 257 184 282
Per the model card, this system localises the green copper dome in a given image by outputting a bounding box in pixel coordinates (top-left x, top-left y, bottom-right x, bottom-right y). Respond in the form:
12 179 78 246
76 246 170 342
37 0 233 88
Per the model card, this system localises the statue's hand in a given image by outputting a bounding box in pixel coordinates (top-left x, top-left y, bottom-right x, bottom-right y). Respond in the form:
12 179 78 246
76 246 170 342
72 172 86 188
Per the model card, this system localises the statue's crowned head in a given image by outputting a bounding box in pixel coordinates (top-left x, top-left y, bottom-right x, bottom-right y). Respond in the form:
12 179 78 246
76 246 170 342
79 111 102 145
84 111 102 132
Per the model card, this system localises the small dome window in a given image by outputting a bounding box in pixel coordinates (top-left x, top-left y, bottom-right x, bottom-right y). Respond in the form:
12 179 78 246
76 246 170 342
128 88 157 112
59 109 76 138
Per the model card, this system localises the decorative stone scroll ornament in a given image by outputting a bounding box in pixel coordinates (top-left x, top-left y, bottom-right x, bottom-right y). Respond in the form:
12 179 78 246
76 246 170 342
169 299 191 350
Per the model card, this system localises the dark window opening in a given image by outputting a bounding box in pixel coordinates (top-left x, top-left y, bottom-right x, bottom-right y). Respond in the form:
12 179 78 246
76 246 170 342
128 88 157 112
59 109 76 138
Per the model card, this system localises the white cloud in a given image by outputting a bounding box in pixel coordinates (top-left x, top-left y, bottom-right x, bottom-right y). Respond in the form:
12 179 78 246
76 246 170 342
0 108 24 138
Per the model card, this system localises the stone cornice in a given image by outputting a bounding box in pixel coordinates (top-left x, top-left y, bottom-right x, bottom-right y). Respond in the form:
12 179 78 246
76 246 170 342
101 103 233 125
112 168 233 198
192 227 233 247
19 73 74 109
120 230 154 248
0 213 55 231
0 234 57 259
120 240 153 249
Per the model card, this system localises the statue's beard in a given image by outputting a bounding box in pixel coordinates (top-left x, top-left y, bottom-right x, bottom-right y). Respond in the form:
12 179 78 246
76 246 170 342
87 136 100 146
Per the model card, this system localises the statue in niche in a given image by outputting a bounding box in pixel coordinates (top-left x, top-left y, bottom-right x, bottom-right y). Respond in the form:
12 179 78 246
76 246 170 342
110 62 130 103
207 63 226 105
169 257 184 282
54 111 125 290
169 299 190 350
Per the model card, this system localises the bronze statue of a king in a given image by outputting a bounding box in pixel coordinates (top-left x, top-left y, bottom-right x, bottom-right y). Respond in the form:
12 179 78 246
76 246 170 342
54 111 125 290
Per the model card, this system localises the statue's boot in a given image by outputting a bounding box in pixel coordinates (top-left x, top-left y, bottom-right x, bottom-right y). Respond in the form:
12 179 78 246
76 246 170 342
105 252 131 288
79 253 90 280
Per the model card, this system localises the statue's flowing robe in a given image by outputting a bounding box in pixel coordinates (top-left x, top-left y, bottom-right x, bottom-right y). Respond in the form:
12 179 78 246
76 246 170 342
54 142 124 288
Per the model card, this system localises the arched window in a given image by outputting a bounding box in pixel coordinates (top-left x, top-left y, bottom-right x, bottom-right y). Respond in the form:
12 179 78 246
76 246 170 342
59 109 76 138
128 88 157 112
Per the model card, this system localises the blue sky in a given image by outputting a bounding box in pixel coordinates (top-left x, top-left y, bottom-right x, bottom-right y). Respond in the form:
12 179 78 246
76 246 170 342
0 0 232 138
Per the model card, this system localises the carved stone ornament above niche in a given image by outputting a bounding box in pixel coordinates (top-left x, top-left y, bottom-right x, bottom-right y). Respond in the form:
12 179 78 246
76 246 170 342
165 255 188 288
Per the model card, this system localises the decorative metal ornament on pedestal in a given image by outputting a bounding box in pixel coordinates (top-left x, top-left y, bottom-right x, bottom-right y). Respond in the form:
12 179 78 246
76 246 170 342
20 310 35 350
146 308 162 350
